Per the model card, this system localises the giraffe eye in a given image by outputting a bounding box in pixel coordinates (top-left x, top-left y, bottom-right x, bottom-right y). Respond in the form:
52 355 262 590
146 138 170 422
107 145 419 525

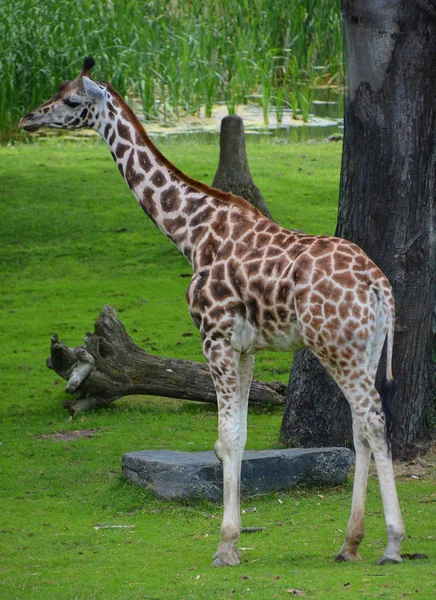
64 98 80 109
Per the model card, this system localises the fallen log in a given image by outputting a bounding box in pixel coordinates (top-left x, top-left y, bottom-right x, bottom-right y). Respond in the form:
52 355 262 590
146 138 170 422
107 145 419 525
47 306 286 416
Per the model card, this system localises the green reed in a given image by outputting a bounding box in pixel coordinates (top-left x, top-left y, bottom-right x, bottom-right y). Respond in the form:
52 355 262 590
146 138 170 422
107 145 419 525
0 0 342 143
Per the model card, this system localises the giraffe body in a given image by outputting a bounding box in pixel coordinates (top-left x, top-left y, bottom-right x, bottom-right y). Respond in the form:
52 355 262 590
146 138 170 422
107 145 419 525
19 58 405 566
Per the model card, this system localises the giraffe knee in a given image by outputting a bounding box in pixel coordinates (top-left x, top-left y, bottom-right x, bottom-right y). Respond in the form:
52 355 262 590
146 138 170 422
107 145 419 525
359 408 388 451
214 438 230 462
368 408 385 428
366 409 386 437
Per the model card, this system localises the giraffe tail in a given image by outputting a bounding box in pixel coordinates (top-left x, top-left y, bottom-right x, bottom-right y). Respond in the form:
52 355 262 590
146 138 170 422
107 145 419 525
380 373 397 456
385 295 395 382
379 290 397 456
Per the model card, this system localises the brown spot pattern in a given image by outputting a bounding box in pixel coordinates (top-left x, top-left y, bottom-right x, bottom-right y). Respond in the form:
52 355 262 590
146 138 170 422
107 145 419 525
135 131 146 146
161 186 181 212
137 150 152 172
199 234 219 266
163 216 186 235
141 186 158 218
115 143 130 159
184 196 205 215
211 211 229 238
191 206 214 227
125 150 145 188
150 169 167 188
117 120 133 143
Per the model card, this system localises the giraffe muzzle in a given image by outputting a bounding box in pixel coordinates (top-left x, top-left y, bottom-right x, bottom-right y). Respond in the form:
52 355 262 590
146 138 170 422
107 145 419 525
21 123 41 132
18 115 41 132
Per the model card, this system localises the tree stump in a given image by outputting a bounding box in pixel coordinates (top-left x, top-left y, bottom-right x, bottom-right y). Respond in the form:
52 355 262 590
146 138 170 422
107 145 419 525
212 115 273 219
47 306 285 416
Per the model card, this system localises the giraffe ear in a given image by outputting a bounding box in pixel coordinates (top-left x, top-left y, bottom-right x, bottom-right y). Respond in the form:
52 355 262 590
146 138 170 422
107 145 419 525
82 76 105 103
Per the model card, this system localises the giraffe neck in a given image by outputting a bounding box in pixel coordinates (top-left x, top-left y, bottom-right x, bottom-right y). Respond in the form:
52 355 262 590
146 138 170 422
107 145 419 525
92 86 220 267
93 84 262 269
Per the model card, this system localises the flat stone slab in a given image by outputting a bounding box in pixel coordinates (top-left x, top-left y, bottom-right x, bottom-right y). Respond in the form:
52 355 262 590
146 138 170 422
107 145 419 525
122 448 354 501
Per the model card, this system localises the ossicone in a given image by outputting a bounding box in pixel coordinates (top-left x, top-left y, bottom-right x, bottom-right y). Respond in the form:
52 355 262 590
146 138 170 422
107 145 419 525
82 56 95 77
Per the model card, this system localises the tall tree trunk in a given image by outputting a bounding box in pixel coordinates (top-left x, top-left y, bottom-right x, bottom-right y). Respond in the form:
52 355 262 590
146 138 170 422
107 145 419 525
281 0 436 457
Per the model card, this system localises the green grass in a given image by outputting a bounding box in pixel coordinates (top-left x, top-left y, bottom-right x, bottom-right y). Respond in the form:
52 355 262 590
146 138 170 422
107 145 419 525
1 137 435 599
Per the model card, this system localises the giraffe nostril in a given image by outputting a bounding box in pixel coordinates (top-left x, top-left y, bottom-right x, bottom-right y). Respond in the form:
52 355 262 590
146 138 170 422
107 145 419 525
23 112 35 120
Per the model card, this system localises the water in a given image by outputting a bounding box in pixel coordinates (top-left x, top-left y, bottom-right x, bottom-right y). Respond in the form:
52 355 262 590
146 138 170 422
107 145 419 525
147 90 344 145
150 121 343 145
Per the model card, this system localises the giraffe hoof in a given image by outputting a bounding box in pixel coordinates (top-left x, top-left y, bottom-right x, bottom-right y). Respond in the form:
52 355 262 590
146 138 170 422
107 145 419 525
334 552 361 563
212 555 240 567
212 542 240 567
377 554 403 565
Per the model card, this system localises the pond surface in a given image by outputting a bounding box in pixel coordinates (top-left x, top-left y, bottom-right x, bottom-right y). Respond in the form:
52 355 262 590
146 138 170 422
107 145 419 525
145 89 344 144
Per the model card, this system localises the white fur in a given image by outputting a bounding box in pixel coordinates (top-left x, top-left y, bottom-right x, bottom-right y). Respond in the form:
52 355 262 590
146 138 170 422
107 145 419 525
230 315 256 353
82 76 105 102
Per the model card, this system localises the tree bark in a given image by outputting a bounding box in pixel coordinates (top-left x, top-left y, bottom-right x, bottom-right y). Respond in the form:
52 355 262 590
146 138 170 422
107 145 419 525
281 349 353 448
281 0 436 457
47 306 285 416
212 115 273 219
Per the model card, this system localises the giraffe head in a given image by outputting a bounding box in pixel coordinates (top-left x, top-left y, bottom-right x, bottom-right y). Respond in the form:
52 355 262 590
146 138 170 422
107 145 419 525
19 57 105 132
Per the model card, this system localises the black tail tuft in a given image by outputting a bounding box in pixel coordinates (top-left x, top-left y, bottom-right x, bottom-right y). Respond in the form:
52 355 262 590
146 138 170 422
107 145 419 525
380 377 398 456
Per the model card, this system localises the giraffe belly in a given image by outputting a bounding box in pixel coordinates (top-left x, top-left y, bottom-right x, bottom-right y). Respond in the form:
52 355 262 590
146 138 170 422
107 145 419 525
252 322 304 353
230 314 303 354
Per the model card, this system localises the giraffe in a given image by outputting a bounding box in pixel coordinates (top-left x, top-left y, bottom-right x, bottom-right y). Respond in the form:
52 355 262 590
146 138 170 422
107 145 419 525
19 57 405 566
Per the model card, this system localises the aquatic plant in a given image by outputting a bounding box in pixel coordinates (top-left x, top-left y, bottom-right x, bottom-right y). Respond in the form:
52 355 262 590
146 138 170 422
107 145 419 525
0 0 342 142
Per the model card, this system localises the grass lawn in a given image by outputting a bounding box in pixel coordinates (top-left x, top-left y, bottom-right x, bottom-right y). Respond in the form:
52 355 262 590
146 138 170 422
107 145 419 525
0 136 434 599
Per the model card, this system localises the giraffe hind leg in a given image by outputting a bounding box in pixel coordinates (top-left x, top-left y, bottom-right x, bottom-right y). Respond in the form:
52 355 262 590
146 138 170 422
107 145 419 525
335 412 371 562
331 371 405 564
371 379 405 564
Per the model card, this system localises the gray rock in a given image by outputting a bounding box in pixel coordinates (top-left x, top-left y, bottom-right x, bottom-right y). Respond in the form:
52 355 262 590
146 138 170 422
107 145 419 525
122 448 354 501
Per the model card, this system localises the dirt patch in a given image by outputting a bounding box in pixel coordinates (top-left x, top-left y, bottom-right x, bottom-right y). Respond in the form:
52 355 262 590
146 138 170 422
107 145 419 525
39 429 99 441
362 442 436 481
394 453 436 481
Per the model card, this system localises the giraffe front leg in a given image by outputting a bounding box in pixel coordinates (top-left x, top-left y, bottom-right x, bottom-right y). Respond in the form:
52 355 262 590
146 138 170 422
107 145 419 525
212 431 242 568
204 339 254 567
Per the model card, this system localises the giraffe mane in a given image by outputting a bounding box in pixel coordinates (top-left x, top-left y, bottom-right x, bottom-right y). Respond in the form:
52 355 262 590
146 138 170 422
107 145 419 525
104 82 263 217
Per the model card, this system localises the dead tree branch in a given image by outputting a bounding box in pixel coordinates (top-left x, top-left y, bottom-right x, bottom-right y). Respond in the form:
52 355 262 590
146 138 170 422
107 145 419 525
47 306 285 416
